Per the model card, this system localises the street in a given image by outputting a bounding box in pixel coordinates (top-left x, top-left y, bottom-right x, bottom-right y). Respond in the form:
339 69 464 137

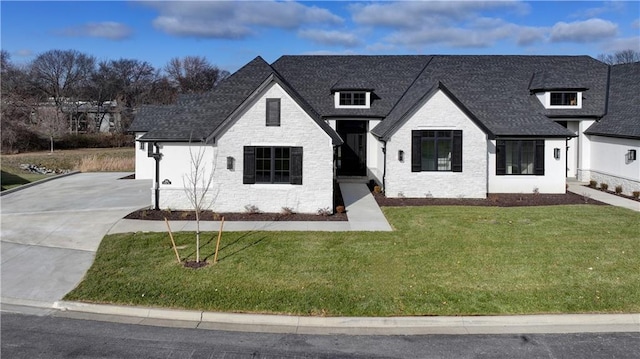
2 312 639 358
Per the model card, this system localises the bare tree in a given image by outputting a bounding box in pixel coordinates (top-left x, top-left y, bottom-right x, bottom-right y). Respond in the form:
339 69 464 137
29 49 96 133
597 49 640 65
182 141 219 264
1 51 40 153
143 76 178 105
32 105 68 153
90 58 159 132
165 56 229 94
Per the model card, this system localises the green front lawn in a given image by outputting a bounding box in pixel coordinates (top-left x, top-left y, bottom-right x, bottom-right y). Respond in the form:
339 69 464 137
65 205 640 316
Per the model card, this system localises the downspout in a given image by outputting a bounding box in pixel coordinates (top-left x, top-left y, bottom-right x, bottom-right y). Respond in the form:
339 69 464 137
153 142 161 210
381 140 387 193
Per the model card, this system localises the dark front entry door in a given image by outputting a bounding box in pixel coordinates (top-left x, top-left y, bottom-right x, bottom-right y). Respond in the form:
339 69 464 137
337 120 367 176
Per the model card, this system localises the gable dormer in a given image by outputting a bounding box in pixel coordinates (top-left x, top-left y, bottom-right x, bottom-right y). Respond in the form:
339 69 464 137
529 71 588 110
331 79 374 109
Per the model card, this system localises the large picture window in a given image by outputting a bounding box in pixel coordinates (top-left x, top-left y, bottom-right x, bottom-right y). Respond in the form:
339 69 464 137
411 130 462 172
243 146 303 184
496 139 544 175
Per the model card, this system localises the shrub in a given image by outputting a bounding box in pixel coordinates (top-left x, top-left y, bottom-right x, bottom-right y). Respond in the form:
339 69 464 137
335 205 345 213
615 185 623 194
281 207 295 215
600 183 609 191
317 207 331 216
373 185 382 193
589 180 598 188
633 191 640 199
532 187 540 195
57 133 134 149
244 204 260 214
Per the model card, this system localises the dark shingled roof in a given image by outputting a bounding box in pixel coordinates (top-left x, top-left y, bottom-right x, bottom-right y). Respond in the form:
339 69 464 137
372 55 607 138
132 55 615 142
271 55 431 119
585 62 640 139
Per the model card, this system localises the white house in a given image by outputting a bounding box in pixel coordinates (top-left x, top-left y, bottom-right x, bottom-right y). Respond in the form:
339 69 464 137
130 56 639 213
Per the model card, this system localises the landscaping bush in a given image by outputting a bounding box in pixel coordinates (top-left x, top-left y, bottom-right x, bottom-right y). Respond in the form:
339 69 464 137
589 180 598 188
633 191 640 199
615 185 623 194
57 133 134 149
600 183 609 191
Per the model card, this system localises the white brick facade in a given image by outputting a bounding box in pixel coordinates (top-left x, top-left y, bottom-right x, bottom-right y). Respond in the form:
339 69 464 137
384 89 488 198
155 82 335 214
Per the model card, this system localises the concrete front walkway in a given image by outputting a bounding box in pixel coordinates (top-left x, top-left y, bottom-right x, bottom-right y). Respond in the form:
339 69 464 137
567 181 640 212
109 182 392 234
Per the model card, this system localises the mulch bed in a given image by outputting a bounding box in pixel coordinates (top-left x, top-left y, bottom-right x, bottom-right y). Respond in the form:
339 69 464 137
583 185 640 203
373 192 608 207
125 191 607 222
125 209 348 222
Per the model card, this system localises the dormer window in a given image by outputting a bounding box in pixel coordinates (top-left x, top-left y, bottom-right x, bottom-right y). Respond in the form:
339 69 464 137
550 92 578 106
335 91 370 108
544 91 582 109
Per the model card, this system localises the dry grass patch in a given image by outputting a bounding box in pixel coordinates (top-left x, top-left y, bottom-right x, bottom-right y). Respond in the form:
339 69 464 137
75 154 134 172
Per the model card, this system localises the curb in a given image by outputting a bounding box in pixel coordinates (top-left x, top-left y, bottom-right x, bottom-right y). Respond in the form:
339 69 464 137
1 171 81 196
51 301 640 335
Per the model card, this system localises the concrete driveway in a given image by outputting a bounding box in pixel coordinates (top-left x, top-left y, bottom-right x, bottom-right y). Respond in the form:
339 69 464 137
1 173 151 307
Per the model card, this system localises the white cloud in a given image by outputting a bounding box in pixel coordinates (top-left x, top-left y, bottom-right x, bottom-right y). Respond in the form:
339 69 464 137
351 1 527 29
550 18 618 43
602 36 640 52
632 19 640 29
146 1 343 39
15 49 34 58
298 30 361 47
570 1 625 19
60 22 132 40
349 1 541 50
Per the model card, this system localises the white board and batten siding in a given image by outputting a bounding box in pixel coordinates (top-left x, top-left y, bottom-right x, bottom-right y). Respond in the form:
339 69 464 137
134 132 155 180
156 82 335 214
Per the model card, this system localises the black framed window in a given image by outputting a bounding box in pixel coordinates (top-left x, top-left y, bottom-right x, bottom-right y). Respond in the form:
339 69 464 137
550 92 578 106
266 98 280 126
496 139 544 175
412 130 462 172
339 92 366 106
243 146 302 184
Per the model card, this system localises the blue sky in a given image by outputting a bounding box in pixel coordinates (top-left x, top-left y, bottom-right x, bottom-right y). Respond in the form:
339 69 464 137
2 1 639 72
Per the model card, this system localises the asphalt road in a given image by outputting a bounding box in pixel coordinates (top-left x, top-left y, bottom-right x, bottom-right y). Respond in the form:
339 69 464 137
2 313 639 359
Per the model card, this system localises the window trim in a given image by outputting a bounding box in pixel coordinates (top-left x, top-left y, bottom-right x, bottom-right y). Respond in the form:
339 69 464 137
334 91 371 109
411 130 462 172
496 139 545 176
266 98 281 126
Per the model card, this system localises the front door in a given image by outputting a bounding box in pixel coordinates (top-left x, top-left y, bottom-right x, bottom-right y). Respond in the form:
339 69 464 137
337 120 367 176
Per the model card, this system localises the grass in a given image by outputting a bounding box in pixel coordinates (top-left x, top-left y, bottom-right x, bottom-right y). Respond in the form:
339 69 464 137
1 148 134 190
65 205 640 316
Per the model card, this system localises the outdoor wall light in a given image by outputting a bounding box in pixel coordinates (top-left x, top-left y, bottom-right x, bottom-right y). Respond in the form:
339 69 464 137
162 179 171 185
554 148 561 159
628 149 637 161
227 156 235 170
398 150 404 162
